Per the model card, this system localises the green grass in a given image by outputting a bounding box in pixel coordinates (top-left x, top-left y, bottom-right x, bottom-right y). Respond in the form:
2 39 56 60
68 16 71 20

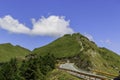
46 69 82 80
0 43 31 62
33 34 81 58
33 33 120 76
1 33 119 78
98 48 120 75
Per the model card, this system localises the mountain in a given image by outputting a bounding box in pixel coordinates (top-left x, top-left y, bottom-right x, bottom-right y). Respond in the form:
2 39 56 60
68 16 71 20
0 43 31 62
33 33 120 75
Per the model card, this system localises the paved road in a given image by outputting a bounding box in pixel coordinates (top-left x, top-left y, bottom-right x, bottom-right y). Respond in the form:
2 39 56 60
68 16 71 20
59 63 107 80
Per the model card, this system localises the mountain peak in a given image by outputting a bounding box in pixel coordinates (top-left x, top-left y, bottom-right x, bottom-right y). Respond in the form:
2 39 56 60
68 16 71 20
33 33 120 75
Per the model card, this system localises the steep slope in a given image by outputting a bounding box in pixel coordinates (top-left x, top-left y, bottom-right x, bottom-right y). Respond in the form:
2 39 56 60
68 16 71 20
0 43 31 62
33 33 82 58
33 33 99 58
33 33 120 75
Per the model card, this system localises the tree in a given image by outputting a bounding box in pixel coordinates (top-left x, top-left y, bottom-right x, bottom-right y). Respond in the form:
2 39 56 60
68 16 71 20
19 54 45 80
0 58 19 80
0 53 56 80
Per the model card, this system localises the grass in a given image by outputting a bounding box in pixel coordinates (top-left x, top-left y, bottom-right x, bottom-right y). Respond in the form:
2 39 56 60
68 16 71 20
46 69 82 80
0 43 31 62
33 34 81 58
33 33 120 76
1 33 120 78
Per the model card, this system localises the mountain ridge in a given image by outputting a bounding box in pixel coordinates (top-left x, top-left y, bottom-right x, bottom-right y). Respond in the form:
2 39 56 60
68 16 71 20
0 43 31 62
33 33 120 75
0 33 120 76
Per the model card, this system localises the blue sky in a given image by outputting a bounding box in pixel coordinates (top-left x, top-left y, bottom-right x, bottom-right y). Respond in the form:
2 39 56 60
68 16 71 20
0 0 120 54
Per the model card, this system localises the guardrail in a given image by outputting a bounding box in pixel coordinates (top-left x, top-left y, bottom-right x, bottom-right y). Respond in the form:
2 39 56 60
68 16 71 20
58 62 108 80
59 67 107 80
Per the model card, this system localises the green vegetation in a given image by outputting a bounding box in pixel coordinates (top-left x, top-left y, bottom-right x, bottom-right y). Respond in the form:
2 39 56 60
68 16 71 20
46 69 82 80
0 52 81 80
0 33 120 79
0 43 30 62
33 33 120 75
33 33 81 58
98 48 120 75
0 53 56 80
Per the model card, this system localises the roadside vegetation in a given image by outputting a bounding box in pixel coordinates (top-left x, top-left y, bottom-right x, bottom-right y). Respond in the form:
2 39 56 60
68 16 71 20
0 53 56 80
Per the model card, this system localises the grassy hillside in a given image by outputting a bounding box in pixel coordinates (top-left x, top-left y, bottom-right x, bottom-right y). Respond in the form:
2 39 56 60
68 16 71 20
33 33 99 58
33 33 120 75
46 69 82 80
33 33 82 58
98 48 120 75
0 33 120 79
0 43 31 62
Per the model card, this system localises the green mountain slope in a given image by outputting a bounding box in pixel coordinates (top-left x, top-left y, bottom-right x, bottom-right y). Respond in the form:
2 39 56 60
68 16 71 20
0 43 31 62
33 33 99 58
46 69 82 80
33 33 120 75
33 33 82 58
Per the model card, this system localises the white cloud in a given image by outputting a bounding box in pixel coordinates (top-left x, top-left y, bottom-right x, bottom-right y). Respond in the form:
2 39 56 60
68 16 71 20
0 15 30 34
84 33 94 41
31 16 74 37
0 15 74 37
100 39 112 45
